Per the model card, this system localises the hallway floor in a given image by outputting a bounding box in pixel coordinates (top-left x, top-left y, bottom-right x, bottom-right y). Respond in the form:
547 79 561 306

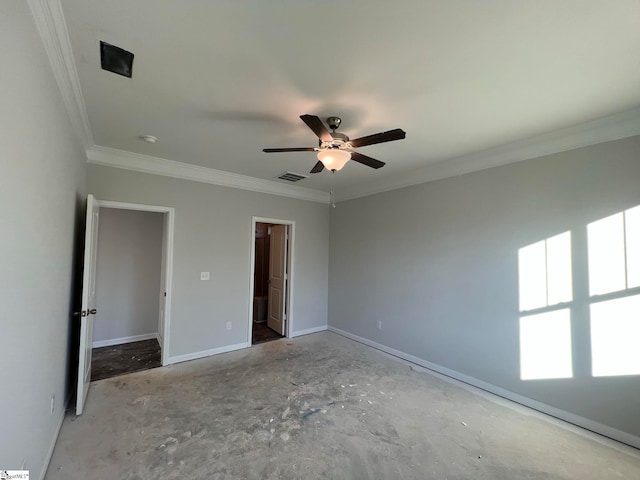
251 321 283 345
48 332 640 479
91 338 161 381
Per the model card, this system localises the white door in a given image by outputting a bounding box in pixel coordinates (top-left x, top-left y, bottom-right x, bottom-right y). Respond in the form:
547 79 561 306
267 225 287 335
76 194 100 415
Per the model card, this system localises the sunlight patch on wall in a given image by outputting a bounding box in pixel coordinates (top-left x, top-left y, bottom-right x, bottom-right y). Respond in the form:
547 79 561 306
587 205 640 377
518 231 573 380
588 205 640 295
520 309 573 380
591 295 640 377
518 240 546 311
588 213 626 295
625 205 640 288
519 231 572 311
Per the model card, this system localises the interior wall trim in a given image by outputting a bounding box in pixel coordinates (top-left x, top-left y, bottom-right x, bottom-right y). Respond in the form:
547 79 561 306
337 107 640 202
92 333 158 349
167 342 249 365
28 0 94 149
88 146 330 204
291 325 328 337
328 326 640 450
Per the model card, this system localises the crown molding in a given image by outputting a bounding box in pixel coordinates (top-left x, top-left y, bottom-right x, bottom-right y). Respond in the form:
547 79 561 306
87 146 330 204
29 0 94 149
337 107 640 202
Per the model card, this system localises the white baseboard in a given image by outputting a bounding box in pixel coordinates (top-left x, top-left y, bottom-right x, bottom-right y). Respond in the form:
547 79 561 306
92 333 158 348
39 407 65 480
328 326 640 450
167 342 248 365
290 325 328 338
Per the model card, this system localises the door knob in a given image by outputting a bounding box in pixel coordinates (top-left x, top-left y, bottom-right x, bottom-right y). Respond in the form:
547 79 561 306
88 308 97 315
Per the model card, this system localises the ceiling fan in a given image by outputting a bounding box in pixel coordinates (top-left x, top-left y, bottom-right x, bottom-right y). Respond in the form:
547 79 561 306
263 115 406 174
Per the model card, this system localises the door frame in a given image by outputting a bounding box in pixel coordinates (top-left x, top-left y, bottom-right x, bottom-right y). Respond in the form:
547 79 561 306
98 199 175 366
247 216 295 344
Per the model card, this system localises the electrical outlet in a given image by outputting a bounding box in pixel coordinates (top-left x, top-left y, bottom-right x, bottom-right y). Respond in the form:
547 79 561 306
50 394 55 415
376 320 382 330
200 272 210 281
226 321 232 331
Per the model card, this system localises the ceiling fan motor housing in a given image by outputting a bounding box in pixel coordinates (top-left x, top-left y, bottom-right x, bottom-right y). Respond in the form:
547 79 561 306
327 116 342 131
326 117 350 146
329 131 349 143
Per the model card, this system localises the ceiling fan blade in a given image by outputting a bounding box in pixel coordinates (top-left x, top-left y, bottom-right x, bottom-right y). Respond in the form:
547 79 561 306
350 151 386 169
310 161 325 174
349 128 406 148
262 147 316 153
300 114 333 142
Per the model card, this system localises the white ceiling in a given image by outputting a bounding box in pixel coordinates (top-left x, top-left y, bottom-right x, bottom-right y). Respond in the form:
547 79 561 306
59 0 640 199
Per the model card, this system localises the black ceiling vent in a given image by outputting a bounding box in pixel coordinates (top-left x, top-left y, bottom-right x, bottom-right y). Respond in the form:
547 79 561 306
276 172 308 182
100 41 134 78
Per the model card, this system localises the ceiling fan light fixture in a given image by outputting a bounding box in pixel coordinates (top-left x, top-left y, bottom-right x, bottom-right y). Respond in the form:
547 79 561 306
317 149 351 171
262 114 402 173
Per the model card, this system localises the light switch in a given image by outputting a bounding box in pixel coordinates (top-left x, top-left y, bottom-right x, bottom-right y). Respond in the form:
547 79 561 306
200 272 210 281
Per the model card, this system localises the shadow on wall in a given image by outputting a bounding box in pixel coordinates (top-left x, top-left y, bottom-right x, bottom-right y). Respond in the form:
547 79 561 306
518 204 640 381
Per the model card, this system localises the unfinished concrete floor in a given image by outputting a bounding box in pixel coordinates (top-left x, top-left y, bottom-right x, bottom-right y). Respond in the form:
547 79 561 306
47 332 640 479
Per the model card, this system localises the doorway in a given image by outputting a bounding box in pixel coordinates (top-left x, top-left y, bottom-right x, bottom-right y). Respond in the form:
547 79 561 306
76 196 174 414
91 207 165 380
248 218 294 345
95 201 173 366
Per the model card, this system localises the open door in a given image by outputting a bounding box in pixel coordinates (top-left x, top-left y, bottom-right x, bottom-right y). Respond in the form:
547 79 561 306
76 194 100 415
267 224 287 335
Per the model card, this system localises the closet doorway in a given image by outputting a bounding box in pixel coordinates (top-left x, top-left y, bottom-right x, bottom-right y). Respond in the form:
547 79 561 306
73 194 175 415
248 218 294 345
90 202 173 380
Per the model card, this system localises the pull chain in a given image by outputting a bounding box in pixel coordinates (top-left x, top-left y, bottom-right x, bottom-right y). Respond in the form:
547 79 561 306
329 169 336 208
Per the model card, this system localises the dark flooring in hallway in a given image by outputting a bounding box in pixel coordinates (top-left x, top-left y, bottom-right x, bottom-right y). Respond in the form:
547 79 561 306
252 321 283 344
91 338 161 381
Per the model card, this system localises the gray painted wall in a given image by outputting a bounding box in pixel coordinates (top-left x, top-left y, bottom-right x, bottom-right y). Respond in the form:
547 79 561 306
0 2 87 477
329 135 640 441
87 165 330 359
94 208 163 344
